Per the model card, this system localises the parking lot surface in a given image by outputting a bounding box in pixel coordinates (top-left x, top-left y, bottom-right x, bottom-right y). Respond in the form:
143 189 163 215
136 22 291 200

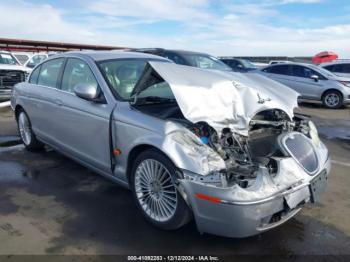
0 104 350 258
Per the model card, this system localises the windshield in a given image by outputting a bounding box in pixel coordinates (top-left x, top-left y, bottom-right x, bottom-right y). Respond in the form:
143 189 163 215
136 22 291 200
0 53 19 65
99 58 174 101
308 64 336 78
240 59 257 69
182 53 232 71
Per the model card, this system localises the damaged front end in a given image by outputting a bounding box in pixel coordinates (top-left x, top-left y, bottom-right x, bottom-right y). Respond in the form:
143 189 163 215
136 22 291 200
132 62 331 238
172 110 330 237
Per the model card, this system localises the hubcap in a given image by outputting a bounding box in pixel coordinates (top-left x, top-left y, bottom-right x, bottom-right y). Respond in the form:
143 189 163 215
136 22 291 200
135 159 177 222
325 93 340 107
18 113 31 145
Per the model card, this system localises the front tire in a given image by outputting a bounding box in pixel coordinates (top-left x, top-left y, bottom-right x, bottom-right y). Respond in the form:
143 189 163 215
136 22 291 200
131 149 191 230
17 110 44 150
322 90 343 109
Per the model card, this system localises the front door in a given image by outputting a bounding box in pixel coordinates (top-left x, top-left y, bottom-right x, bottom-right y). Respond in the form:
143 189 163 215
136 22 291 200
289 65 324 99
53 58 112 173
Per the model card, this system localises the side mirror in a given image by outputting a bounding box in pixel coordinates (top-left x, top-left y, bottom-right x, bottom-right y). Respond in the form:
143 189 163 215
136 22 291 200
310 75 319 82
74 83 101 102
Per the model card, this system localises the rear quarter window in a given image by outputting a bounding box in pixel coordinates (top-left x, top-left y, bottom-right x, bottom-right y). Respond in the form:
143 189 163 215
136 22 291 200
29 65 41 84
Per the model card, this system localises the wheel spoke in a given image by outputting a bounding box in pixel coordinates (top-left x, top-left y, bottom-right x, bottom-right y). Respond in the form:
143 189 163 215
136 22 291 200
134 159 177 222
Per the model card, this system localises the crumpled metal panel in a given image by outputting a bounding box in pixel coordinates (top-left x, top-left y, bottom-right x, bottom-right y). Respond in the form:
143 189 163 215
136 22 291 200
148 62 299 136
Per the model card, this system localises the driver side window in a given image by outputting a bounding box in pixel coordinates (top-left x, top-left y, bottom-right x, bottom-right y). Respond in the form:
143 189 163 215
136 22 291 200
292 65 325 80
61 58 98 94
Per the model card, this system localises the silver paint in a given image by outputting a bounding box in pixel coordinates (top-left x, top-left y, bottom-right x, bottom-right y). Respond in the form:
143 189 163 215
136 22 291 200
11 51 331 238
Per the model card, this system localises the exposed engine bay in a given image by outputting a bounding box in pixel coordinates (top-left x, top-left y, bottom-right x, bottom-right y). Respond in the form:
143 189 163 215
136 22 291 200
182 109 313 188
131 62 321 190
134 100 314 189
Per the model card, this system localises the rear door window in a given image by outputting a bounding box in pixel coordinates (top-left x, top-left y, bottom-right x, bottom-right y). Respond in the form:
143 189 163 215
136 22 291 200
29 65 41 84
37 58 64 88
264 65 291 75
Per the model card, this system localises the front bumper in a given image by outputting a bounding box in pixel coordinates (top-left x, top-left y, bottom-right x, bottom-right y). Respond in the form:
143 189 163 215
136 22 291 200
179 156 331 238
343 96 350 105
0 88 12 100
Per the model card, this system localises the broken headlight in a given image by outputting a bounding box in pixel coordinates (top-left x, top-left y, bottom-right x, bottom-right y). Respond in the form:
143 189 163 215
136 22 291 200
170 130 225 175
308 121 320 147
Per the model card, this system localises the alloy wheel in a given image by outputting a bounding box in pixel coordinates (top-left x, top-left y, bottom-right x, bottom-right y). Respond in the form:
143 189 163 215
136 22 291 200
18 112 32 145
134 159 178 222
324 93 340 108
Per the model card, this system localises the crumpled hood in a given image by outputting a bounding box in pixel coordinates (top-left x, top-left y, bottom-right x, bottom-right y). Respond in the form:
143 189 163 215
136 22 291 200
144 62 299 136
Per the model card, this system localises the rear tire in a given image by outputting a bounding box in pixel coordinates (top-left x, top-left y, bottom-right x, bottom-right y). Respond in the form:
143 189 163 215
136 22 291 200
17 110 44 150
322 90 343 109
131 149 192 230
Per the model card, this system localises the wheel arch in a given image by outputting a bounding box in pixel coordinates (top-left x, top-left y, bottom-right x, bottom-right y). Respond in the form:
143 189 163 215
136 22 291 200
126 144 179 186
321 88 343 100
14 104 25 121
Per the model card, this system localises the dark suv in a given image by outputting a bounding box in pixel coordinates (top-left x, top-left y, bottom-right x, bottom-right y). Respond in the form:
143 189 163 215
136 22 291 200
220 58 258 72
132 48 232 72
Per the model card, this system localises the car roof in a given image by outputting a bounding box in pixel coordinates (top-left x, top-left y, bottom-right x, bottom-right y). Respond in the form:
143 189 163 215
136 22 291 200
54 51 170 62
265 62 314 67
220 58 241 61
320 60 350 66
133 48 211 56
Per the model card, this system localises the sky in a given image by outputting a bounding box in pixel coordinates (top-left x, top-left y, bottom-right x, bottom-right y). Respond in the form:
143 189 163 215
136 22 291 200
1 0 350 57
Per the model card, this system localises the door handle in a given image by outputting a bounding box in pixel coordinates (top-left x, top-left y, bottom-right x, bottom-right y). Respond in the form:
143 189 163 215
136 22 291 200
54 99 63 106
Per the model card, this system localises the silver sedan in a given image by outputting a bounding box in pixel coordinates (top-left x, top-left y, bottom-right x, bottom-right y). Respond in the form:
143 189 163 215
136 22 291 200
11 51 330 238
258 62 350 108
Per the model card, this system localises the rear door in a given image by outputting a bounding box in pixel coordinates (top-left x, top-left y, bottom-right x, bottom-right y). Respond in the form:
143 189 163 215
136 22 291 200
25 58 65 142
52 57 112 173
289 65 324 99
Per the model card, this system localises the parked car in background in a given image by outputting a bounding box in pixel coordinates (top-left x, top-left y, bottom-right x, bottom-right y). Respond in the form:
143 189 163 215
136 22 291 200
24 53 50 68
220 58 258 72
321 60 350 78
11 51 330 238
269 60 291 65
252 62 269 68
259 63 350 108
12 52 31 65
0 51 31 100
132 48 233 72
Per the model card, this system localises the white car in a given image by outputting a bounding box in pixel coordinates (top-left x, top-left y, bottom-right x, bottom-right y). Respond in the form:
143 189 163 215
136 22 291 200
24 53 50 68
12 52 31 65
0 51 31 100
321 60 350 78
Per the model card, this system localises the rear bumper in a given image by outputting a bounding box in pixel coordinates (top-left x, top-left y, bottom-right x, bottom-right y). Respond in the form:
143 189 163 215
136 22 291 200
180 157 331 238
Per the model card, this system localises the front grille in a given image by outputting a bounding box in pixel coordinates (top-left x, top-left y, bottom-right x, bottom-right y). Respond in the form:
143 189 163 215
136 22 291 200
0 70 25 89
282 132 319 174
